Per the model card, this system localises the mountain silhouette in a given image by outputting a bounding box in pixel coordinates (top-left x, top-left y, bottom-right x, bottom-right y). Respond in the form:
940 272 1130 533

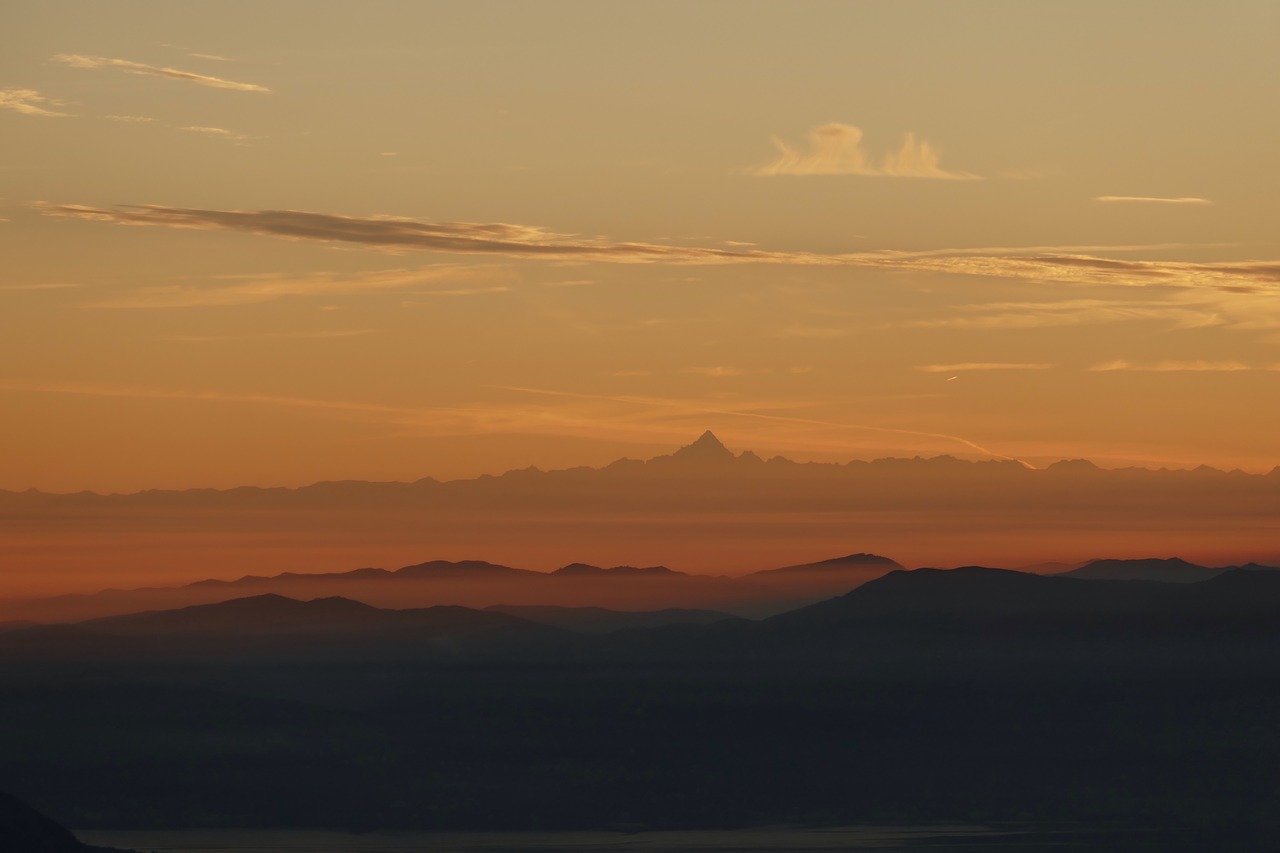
5 551 905 623
0 791 123 852
0 594 575 663
1059 557 1219 583
667 430 736 463
750 552 905 576
6 431 1280 598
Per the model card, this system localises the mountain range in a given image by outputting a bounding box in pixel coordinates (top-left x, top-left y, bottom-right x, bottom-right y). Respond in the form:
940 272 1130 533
4 431 1279 602
6 562 1280 667
7 550 1275 625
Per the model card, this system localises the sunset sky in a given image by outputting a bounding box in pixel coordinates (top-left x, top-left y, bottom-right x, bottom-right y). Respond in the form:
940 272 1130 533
3 0 1279 493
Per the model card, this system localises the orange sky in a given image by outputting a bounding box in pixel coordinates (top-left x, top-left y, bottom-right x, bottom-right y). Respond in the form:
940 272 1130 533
3 0 1280 494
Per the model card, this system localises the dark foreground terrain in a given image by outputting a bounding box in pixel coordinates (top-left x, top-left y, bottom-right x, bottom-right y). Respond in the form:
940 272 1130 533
2 567 1279 848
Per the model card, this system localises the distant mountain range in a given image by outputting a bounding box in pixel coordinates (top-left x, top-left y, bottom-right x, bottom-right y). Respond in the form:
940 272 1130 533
6 563 1280 668
4 431 1279 598
6 551 1276 625
1 552 906 623
4 430 1278 512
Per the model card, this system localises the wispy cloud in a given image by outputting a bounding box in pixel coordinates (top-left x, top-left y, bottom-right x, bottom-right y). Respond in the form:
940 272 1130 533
1095 196 1213 205
750 123 979 180
0 377 1029 465
188 53 231 62
90 265 510 308
0 282 81 292
106 114 155 123
162 329 376 342
684 366 748 378
1088 360 1276 372
908 297 1226 331
499 385 1031 465
36 203 1280 295
0 88 69 117
916 363 1056 373
52 54 270 93
179 125 248 142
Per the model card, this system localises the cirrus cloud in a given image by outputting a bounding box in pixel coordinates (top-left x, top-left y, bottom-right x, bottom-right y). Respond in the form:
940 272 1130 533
0 88 69 117
1095 196 1213 205
52 54 270 93
915 363 1056 373
35 203 1280 297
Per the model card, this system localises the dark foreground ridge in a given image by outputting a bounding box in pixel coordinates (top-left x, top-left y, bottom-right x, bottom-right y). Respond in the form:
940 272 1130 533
3 567 1280 846
0 791 133 852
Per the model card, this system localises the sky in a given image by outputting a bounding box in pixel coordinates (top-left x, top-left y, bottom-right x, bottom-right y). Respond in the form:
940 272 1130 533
3 0 1279 493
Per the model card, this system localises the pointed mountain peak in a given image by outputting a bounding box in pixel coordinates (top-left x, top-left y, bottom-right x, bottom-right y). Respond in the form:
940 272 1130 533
670 430 734 461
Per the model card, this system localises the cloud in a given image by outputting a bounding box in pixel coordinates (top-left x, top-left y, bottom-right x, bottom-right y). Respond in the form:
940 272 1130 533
915 363 1056 372
684 366 748 378
750 123 979 180
90 265 511 308
162 329 376 342
0 282 81 292
0 88 69 117
908 297 1226 331
1095 196 1213 205
179 125 248 141
0 377 1028 465
51 54 270 93
1088 360 1274 373
36 203 1280 295
106 114 155 123
188 53 231 62
37 203 853 263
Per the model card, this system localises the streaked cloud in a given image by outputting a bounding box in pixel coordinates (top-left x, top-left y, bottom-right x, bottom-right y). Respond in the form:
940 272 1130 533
500 385 1031 465
0 282 81 292
684 366 748 378
51 54 270 93
36 204 1280 294
162 329 376 342
399 286 514 303
0 88 69 117
1088 360 1273 373
916 363 1056 373
188 53 231 62
1095 196 1213 205
750 123 979 180
179 125 248 142
106 114 155 123
90 265 510 308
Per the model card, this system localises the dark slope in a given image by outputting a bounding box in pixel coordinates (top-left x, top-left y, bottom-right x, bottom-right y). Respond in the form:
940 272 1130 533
0 791 123 852
0 594 575 663
485 604 742 634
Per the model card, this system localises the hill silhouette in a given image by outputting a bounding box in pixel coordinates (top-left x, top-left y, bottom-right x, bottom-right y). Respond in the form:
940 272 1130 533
1058 557 1222 583
2 551 908 623
0 791 126 852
